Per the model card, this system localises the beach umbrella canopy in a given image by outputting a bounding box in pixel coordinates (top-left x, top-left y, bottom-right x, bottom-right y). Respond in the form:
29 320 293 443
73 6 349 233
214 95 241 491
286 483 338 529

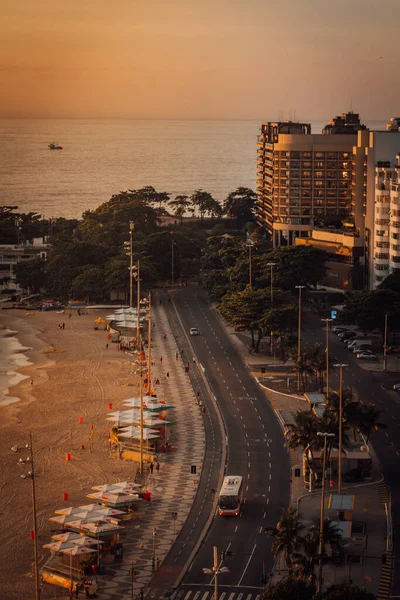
91 482 141 492
120 417 171 428
49 516 88 528
79 521 124 535
59 546 97 557
55 504 124 516
118 429 160 440
52 532 82 542
43 541 76 551
86 491 140 507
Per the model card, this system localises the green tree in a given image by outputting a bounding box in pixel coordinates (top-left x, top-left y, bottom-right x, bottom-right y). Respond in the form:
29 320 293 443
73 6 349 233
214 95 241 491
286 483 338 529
316 581 376 600
262 577 314 600
191 189 222 220
169 195 191 224
15 258 47 293
310 343 327 392
223 187 257 228
259 247 328 291
272 507 305 575
341 289 400 336
359 403 387 444
70 266 105 302
219 287 271 351
292 527 319 587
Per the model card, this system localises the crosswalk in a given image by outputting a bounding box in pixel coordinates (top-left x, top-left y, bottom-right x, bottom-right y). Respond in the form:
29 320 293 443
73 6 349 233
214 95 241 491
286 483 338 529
179 592 261 600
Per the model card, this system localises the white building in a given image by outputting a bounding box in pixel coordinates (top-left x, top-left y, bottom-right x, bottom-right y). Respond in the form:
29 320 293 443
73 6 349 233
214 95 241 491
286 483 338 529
0 238 48 292
372 156 400 287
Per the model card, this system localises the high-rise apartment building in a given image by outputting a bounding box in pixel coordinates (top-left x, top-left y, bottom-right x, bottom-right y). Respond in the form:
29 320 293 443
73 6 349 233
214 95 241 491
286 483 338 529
256 113 366 246
372 157 400 287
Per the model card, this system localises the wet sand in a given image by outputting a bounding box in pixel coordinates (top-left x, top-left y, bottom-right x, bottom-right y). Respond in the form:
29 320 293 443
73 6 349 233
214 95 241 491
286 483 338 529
0 308 139 599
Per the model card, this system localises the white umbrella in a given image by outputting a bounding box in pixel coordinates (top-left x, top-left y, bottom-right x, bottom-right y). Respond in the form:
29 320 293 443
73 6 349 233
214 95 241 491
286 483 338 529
86 491 140 507
43 540 76 551
55 505 124 517
120 417 171 428
92 481 141 491
52 532 82 542
59 545 97 557
117 425 159 436
118 429 159 440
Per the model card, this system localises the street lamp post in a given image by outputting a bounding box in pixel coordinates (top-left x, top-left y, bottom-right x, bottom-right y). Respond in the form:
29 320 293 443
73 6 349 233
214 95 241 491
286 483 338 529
316 431 335 594
321 318 333 397
15 433 40 600
129 222 134 308
383 313 388 372
152 527 157 570
246 241 254 288
333 363 348 494
202 546 229 600
146 293 152 397
267 262 276 355
171 241 176 287
295 285 305 391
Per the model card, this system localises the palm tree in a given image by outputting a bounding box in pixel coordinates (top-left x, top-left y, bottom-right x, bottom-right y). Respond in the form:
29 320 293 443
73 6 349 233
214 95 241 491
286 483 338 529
168 195 191 224
292 527 319 587
293 350 314 392
272 507 304 574
359 403 387 443
285 409 320 486
310 343 326 392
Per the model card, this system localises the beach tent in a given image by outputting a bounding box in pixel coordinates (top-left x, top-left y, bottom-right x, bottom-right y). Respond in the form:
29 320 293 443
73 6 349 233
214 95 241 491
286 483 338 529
52 532 83 543
86 491 141 508
91 481 141 492
49 514 119 526
120 416 171 428
118 428 160 440
60 546 97 557
52 532 104 545
55 505 124 517
122 399 174 411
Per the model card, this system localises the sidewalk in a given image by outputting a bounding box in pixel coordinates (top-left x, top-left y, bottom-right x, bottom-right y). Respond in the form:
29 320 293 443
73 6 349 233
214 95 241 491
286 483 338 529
214 311 390 598
97 297 206 599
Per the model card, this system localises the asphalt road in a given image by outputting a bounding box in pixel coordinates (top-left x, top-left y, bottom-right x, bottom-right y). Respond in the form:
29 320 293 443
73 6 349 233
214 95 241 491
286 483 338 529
171 287 290 596
303 316 400 595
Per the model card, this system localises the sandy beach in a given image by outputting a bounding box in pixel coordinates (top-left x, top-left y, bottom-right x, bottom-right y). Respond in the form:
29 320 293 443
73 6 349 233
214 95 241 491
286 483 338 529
0 308 140 599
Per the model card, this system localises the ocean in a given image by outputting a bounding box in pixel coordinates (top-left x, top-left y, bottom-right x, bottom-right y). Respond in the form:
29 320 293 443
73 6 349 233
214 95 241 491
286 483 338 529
0 118 388 220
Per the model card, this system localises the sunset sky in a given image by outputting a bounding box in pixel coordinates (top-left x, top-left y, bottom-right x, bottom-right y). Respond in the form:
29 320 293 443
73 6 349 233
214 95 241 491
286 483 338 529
0 0 398 120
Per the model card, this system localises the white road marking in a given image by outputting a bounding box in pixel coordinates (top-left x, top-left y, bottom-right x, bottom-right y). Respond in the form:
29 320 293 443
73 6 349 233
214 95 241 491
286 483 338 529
238 543 257 585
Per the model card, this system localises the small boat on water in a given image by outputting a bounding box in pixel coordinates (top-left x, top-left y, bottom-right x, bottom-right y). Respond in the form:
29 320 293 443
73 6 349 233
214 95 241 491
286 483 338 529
48 142 63 150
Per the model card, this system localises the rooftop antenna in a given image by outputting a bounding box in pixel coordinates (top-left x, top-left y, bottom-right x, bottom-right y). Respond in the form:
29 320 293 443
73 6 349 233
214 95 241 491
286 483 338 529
289 109 292 122
293 109 296 122
349 96 353 113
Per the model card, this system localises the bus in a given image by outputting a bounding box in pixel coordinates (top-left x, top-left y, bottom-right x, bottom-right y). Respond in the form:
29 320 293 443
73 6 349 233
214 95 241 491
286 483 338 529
218 476 243 516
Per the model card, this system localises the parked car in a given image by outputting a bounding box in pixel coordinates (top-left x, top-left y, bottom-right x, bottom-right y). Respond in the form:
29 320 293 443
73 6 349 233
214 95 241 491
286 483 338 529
190 327 199 336
332 326 348 334
393 383 400 391
339 332 357 341
357 352 377 360
352 344 373 353
335 328 351 335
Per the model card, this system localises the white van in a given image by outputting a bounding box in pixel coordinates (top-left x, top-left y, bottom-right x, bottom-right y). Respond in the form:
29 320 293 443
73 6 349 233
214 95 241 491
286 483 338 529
352 341 372 353
348 338 369 349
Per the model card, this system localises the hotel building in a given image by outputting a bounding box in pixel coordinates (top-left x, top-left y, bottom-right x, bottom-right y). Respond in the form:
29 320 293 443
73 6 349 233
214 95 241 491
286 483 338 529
256 113 366 247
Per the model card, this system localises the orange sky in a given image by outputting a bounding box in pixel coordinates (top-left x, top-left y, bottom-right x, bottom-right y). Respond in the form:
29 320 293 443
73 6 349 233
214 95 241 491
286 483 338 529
0 0 398 119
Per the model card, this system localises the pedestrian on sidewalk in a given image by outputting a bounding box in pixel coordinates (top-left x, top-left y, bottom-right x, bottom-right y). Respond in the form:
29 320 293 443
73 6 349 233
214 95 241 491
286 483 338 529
166 372 169 379
192 357 196 365
156 461 160 473
150 462 154 474
163 333 167 340
160 356 163 362
175 352 179 360
211 488 215 500
186 362 190 370
202 406 206 415
197 390 200 400
106 343 109 349
181 349 184 356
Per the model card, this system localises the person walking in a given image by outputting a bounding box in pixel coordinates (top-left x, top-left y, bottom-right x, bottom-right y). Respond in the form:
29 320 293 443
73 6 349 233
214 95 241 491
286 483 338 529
166 372 169 379
106 343 109 349
150 462 154 474
160 356 163 363
202 406 206 415
175 352 179 360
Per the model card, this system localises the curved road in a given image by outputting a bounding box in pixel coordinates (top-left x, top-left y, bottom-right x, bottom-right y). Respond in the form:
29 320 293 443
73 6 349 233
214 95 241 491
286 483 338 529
172 287 289 598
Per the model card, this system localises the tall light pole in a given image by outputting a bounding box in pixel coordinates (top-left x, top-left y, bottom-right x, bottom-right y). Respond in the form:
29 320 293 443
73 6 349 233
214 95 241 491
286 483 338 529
334 363 348 494
295 285 305 391
171 240 176 287
146 293 152 396
129 222 134 308
321 318 333 397
246 241 254 288
316 432 335 594
383 313 388 372
14 433 40 600
267 262 276 354
202 546 229 600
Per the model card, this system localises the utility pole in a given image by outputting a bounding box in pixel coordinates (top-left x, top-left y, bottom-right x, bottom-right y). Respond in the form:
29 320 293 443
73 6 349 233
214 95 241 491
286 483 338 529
129 222 134 308
321 318 333 397
202 545 229 600
171 240 175 287
15 433 40 600
267 262 276 355
246 241 254 288
147 292 152 396
383 313 388 372
334 363 348 494
316 432 335 594
295 285 305 391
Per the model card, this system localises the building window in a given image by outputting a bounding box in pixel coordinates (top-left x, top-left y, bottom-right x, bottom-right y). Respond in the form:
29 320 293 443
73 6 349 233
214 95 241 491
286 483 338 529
393 256 400 263
392 244 400 251
375 253 389 260
375 264 389 271
315 152 325 159
376 242 390 248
